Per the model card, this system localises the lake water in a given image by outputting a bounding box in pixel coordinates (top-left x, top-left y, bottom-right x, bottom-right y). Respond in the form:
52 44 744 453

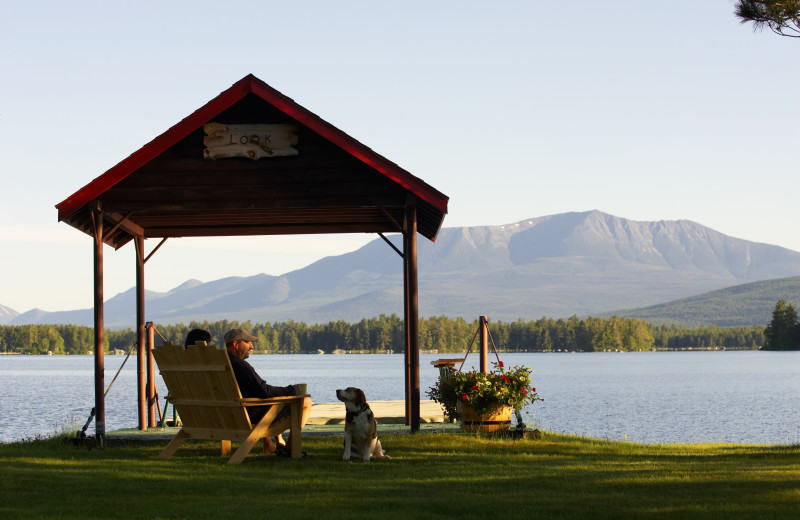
1 351 798 445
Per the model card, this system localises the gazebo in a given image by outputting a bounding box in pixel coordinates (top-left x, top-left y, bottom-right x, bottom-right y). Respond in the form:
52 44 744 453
56 74 449 445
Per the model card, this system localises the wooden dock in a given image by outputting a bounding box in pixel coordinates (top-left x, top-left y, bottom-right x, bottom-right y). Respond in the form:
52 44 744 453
106 400 452 443
307 399 446 425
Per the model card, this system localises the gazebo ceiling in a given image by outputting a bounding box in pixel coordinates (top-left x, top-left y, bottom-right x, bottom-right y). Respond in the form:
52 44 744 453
56 75 448 250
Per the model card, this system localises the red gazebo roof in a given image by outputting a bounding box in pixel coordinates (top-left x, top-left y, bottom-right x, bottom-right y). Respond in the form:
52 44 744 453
56 74 448 249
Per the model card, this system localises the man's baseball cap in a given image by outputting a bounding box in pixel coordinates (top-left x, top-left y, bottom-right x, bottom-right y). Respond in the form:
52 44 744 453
224 328 258 344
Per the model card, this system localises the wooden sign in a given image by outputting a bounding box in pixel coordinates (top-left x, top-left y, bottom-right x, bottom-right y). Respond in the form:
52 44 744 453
203 122 299 160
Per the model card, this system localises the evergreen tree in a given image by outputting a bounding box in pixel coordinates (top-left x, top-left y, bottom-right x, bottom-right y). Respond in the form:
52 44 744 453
764 299 800 350
735 0 800 38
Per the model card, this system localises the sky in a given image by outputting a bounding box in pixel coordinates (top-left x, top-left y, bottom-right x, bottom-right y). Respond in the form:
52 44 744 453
1 1 798 314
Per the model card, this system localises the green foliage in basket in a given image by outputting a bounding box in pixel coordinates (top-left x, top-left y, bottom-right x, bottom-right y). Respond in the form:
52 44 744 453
427 361 541 420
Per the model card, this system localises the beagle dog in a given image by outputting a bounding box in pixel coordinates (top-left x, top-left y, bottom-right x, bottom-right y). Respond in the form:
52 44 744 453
335 387 390 461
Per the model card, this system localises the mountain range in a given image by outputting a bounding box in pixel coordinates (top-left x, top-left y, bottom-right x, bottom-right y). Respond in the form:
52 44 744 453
4 210 800 328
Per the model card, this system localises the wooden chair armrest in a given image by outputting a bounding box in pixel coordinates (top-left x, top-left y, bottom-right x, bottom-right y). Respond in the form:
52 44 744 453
239 395 308 407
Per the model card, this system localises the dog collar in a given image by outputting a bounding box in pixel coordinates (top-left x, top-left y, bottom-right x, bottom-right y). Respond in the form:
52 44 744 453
345 403 369 421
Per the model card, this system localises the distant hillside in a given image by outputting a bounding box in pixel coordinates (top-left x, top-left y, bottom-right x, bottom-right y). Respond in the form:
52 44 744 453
601 276 800 327
7 211 800 328
0 304 19 325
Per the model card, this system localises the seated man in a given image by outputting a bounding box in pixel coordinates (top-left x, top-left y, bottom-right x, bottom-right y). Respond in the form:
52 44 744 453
224 328 312 453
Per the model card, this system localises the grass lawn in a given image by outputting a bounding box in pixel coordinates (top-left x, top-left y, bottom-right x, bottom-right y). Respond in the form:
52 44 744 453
1 431 798 519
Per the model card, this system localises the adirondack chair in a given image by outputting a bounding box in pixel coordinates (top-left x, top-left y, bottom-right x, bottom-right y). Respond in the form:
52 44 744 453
152 342 307 463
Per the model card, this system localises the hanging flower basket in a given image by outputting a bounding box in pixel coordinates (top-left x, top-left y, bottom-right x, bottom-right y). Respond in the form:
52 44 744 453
457 401 513 433
427 361 541 429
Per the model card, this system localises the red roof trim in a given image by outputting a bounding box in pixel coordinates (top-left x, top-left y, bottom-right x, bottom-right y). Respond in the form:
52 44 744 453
56 74 448 221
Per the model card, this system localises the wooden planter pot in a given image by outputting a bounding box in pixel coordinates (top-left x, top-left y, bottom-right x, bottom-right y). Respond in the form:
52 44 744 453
457 402 513 433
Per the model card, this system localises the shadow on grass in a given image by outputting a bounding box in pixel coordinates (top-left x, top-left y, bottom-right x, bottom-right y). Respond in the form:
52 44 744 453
1 432 798 519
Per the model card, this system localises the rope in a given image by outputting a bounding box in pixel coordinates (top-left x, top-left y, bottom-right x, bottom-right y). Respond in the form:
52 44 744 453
486 327 503 365
76 344 135 439
457 326 481 372
151 326 167 343
457 320 502 372
104 344 134 398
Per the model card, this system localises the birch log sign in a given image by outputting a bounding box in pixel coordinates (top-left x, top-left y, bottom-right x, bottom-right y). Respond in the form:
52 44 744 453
203 122 299 160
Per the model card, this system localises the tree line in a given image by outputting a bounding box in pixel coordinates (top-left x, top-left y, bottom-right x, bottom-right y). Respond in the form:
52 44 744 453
0 315 768 355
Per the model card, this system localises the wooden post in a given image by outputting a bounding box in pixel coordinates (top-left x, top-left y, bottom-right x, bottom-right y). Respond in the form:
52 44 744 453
90 204 105 447
146 322 156 427
480 316 489 375
403 229 411 425
135 236 147 430
406 203 420 432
